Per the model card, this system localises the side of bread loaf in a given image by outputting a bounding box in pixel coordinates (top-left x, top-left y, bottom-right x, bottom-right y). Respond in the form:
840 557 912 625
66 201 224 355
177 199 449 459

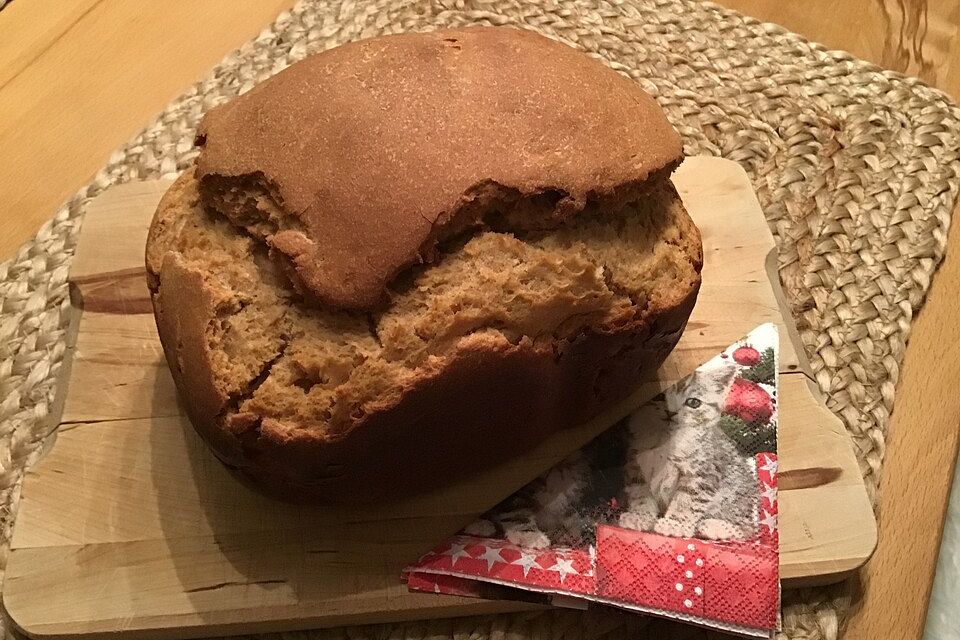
145 26 703 501
147 168 700 501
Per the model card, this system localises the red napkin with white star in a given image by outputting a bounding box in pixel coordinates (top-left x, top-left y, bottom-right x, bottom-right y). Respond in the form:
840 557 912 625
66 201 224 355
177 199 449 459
404 324 780 638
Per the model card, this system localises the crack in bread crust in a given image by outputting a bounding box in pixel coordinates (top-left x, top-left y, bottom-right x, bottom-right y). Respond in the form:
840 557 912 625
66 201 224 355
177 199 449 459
193 27 685 311
147 166 701 502
196 163 680 311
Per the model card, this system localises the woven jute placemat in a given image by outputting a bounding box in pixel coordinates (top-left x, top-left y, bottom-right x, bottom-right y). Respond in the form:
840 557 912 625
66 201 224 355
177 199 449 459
2 0 959 638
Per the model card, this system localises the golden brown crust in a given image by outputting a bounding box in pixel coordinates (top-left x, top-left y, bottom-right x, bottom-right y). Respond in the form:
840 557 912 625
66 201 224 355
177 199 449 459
195 27 683 311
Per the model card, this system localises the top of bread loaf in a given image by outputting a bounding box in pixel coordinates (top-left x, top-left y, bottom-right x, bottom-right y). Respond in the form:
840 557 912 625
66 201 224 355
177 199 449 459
195 26 683 311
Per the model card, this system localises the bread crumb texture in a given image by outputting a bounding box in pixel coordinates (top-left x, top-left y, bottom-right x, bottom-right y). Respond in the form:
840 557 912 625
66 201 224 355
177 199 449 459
147 168 701 440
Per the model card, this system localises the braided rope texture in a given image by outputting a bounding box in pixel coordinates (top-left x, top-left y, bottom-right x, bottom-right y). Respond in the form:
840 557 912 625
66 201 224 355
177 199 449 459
1 0 958 638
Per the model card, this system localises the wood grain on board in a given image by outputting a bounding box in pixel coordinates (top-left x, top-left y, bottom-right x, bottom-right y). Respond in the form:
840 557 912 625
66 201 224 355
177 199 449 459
3 157 877 639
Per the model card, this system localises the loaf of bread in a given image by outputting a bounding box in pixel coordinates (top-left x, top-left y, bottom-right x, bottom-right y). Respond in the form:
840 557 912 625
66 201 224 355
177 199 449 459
146 27 702 502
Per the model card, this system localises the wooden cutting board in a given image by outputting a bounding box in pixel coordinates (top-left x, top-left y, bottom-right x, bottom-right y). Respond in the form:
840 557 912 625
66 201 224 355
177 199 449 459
3 157 876 640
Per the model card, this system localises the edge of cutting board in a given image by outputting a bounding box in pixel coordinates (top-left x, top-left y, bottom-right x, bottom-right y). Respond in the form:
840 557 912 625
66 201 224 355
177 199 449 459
3 157 877 639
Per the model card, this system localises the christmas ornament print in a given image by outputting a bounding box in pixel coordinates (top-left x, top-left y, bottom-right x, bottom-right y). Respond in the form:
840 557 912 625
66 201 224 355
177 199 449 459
732 345 762 366
724 378 774 425
405 324 780 638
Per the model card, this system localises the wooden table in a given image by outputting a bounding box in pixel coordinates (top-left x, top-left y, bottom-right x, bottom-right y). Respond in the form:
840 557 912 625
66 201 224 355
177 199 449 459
1 2 957 639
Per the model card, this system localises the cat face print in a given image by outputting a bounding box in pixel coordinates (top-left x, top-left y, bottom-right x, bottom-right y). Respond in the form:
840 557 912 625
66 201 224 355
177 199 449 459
663 361 738 427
